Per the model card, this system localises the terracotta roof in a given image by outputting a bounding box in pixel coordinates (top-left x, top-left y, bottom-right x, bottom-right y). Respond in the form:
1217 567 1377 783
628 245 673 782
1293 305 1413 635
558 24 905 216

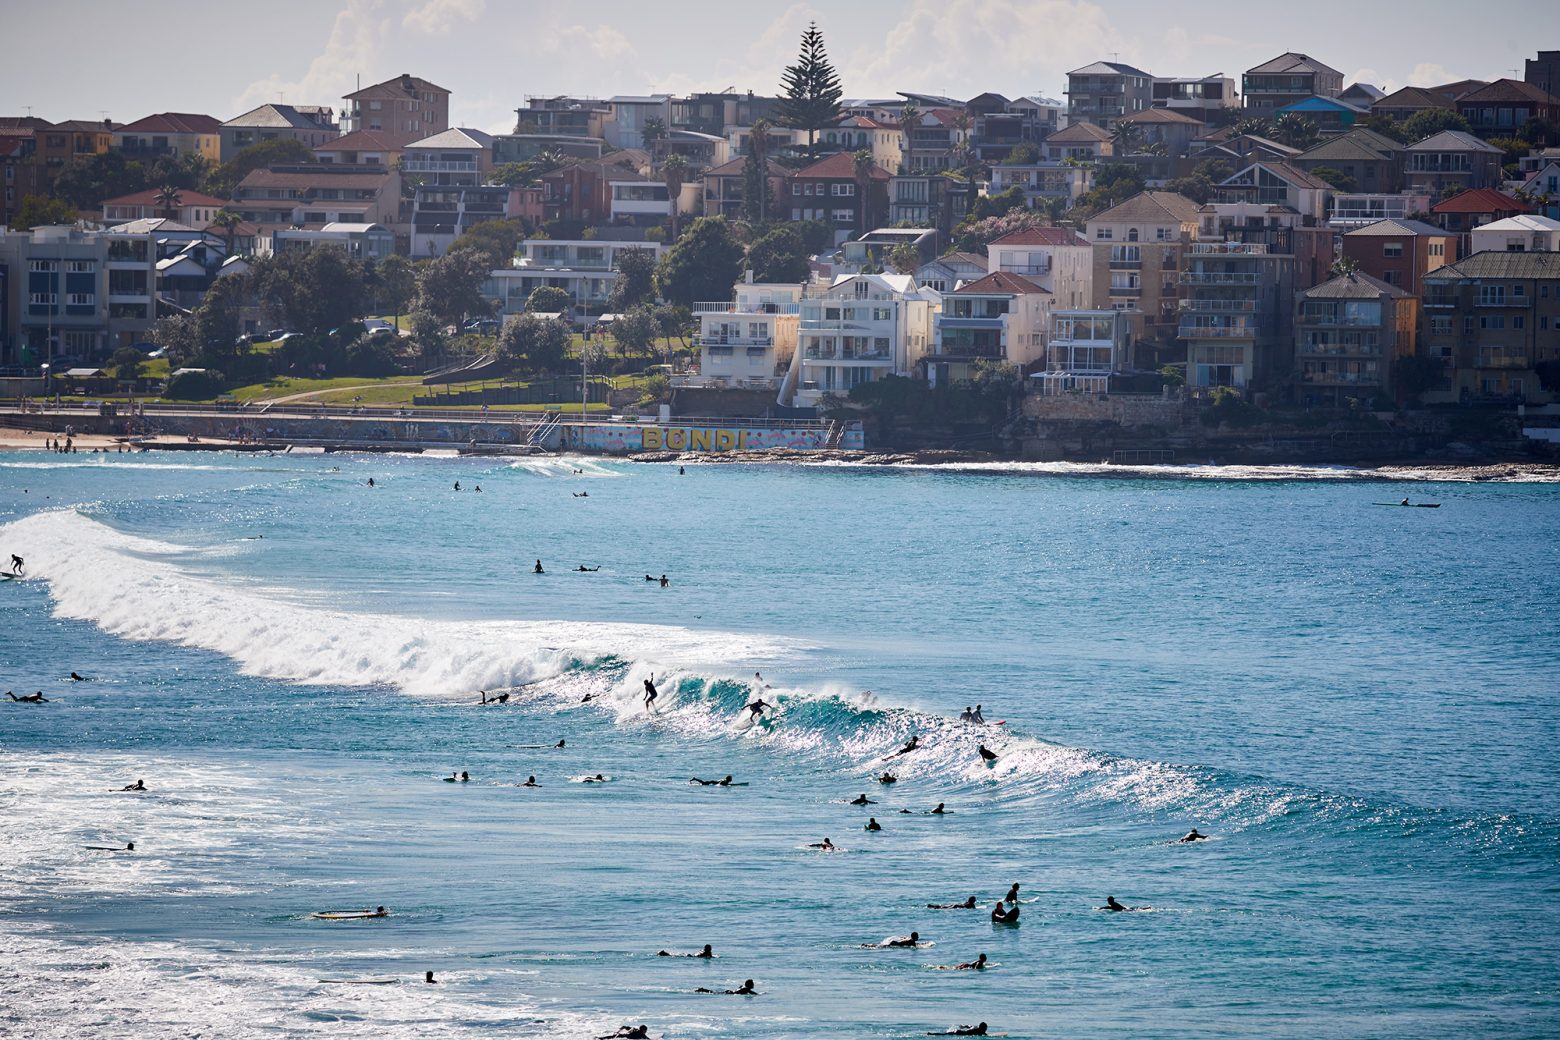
315 130 413 152
793 152 891 179
1344 218 1448 237
1303 271 1410 299
103 188 231 208
954 271 1049 294
1456 79 1560 106
989 226 1088 247
1046 121 1112 143
1426 250 1560 280
54 119 117 132
117 112 221 135
1090 190 1203 225
1246 52 1342 77
1370 86 1453 112
1121 108 1203 125
237 168 392 190
0 116 51 130
1430 188 1529 214
345 74 449 101
1430 79 1487 99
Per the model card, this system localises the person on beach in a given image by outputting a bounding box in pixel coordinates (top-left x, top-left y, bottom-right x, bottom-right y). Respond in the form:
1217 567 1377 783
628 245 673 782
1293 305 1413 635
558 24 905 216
522 776 540 787
850 794 875 805
1179 828 1208 842
886 735 921 758
643 676 659 710
534 560 544 574
8 691 49 702
928 896 977 909
808 838 836 850
991 900 1019 924
9 554 23 575
690 776 735 786
865 818 882 832
658 944 713 958
696 979 756 995
119 779 146 791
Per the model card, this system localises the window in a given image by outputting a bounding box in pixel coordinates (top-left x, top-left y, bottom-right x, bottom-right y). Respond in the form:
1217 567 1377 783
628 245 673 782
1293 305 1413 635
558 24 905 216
1156 227 1171 241
1479 315 1505 329
29 260 57 273
1513 315 1525 330
1430 316 1452 334
66 260 93 273
1127 228 1139 241
832 208 853 223
1095 227 1113 240
67 292 94 306
791 183 800 195
1477 286 1506 306
1383 242 1403 258
1383 270 1400 285
837 183 854 196
1513 283 1525 298
1464 316 1474 333
29 292 57 305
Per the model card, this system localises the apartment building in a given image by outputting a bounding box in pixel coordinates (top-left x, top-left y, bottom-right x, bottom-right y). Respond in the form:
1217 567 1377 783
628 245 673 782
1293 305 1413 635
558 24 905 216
101 189 230 227
924 270 1052 384
1178 242 1296 389
1066 62 1154 130
485 239 667 320
220 104 340 161
1152 75 1239 120
1042 122 1113 162
1087 191 1202 355
789 274 936 408
604 96 671 151
1032 310 1135 395
272 222 395 260
1327 193 1434 231
343 74 449 138
1429 188 1531 235
1242 53 1344 113
966 93 1061 164
785 152 891 243
1404 131 1505 194
915 252 987 293
1455 79 1560 139
1291 127 1405 194
228 164 400 229
1370 86 1459 123
690 282 800 391
887 173 970 234
314 130 409 167
1340 219 1456 295
1294 271 1417 406
986 226 1094 309
113 113 221 162
987 163 1091 210
1422 250 1560 404
538 153 651 225
702 157 788 220
1469 215 1560 253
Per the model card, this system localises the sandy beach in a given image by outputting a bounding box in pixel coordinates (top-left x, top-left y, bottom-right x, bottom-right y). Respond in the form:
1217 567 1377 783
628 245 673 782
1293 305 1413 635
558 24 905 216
0 425 243 452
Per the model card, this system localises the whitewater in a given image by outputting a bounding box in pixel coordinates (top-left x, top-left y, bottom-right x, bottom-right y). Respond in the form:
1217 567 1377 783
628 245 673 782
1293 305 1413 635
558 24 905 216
2 450 1557 1039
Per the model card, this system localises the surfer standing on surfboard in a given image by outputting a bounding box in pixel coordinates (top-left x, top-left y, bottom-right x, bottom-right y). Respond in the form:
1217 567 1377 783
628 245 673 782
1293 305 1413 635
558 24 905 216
643 676 659 710
8 554 22 575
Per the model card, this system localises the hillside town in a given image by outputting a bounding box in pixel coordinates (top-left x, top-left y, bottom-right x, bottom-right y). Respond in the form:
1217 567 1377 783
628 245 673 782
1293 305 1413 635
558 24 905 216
3 30 1560 460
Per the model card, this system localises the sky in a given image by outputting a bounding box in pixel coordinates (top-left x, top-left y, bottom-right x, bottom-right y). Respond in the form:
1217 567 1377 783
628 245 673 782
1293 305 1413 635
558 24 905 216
2 0 1556 133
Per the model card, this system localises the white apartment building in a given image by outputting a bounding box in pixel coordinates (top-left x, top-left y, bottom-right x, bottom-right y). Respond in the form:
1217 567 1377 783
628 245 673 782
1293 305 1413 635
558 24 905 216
923 270 1052 386
689 282 801 391
484 239 666 319
985 226 1094 308
787 274 937 408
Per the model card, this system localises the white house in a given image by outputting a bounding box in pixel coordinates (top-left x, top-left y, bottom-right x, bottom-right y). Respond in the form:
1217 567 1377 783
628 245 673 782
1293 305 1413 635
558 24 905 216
484 239 667 319
923 270 1052 385
689 282 802 391
786 273 937 408
985 226 1094 308
1033 309 1134 395
1469 214 1560 253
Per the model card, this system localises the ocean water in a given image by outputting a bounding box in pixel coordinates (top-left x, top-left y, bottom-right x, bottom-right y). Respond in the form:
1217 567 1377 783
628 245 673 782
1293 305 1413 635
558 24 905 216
2 449 1557 1040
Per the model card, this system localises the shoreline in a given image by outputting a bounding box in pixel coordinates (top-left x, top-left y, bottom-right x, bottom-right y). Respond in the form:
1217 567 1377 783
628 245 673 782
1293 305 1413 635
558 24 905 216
5 425 1556 482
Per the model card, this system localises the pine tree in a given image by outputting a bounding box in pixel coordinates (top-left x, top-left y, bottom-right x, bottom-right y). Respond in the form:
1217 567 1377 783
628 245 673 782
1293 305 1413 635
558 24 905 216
778 21 844 159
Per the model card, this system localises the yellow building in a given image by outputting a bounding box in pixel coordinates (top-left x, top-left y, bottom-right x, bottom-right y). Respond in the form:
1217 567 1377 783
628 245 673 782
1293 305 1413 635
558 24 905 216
113 113 222 163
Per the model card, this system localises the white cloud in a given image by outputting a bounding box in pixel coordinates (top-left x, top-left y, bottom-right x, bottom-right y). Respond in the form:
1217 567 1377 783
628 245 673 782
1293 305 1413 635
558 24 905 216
233 0 389 113
546 21 636 64
1407 62 1456 88
403 0 485 36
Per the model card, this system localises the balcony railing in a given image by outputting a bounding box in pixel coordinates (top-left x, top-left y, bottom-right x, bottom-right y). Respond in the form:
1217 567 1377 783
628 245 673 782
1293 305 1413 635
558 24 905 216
1474 355 1530 369
699 335 773 348
1180 299 1256 313
1108 285 1142 296
1180 271 1262 286
998 262 1051 275
802 349 893 362
1179 321 1256 339
693 301 800 314
400 159 479 173
1108 257 1142 269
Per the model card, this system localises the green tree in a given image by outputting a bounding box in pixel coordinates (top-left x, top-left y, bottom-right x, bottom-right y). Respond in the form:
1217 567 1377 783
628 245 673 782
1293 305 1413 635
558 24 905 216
793 219 835 255
193 272 246 355
205 137 315 197
742 118 774 223
415 249 494 324
608 246 658 310
497 313 568 375
610 306 659 357
1393 353 1445 404
1271 113 1319 149
662 153 689 240
1331 253 1360 276
526 284 573 313
1519 116 1560 146
853 149 878 231
1359 113 1411 143
210 209 243 253
376 253 417 325
970 185 1028 221
409 309 448 366
642 117 667 158
150 314 200 366
111 346 146 381
1310 166 1357 192
654 217 746 307
1111 121 1144 155
747 225 811 283
886 241 920 275
1400 108 1472 142
450 218 524 268
248 246 370 335
12 194 78 229
777 21 844 158
899 102 920 173
1003 142 1040 165
155 184 182 221
51 150 150 209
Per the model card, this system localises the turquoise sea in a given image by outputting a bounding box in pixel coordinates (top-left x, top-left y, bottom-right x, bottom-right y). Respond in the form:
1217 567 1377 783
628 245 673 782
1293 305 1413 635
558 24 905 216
2 450 1558 1039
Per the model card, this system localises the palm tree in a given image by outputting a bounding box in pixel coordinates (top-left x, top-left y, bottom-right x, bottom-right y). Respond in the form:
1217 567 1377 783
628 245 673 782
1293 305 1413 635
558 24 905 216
1272 113 1319 149
662 153 688 241
642 117 667 160
748 118 774 222
899 102 920 175
1111 121 1143 156
852 149 876 232
155 184 182 222
210 209 242 255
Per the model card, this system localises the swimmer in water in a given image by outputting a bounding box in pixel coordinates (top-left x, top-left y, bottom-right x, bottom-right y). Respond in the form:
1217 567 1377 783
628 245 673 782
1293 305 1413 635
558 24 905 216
690 776 735 786
970 704 986 724
878 772 897 784
678 466 685 475
977 745 997 764
69 672 87 681
522 776 540 787
659 574 669 587
1005 883 1020 904
581 692 595 703
929 1023 988 1036
930 803 947 814
576 565 600 572
425 971 437 984
645 574 656 582
865 817 882 831
850 794 875 805
533 560 544 573
643 676 659 710
581 773 607 783
885 735 920 758
991 900 1019 924
695 979 756 995
555 739 566 748
952 954 988 970
877 932 920 948
1103 896 1132 912
928 896 977 909
8 691 49 702
807 838 836 850
119 779 146 791
597 1026 650 1039
367 478 375 487
1179 828 1208 842
453 481 461 491
959 706 973 722
573 491 589 498
474 486 481 493
658 944 713 959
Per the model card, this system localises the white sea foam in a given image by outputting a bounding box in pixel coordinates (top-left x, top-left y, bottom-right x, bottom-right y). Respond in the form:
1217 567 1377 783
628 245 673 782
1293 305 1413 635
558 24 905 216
507 456 620 478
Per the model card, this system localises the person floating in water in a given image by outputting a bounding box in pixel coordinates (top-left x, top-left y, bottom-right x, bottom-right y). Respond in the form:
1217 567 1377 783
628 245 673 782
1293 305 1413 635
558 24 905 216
1005 883 1020 904
9 554 24 575
1102 896 1134 912
424 970 437 984
970 704 986 724
581 773 608 783
695 979 756 995
576 565 599 572
952 954 988 970
658 944 713 959
928 1023 988 1036
807 837 835 851
554 739 566 748
690 775 735 786
885 735 921 759
645 574 656 582
928 896 977 909
659 574 669 588
878 772 897 785
929 803 947 815
522 776 540 787
8 691 49 703
875 932 920 948
443 771 470 783
991 900 1019 924
119 779 146 791
1401 497 1410 506
1179 828 1208 843
678 466 685 475
573 492 589 498
598 1026 650 1039
959 706 973 722
453 481 461 491
474 486 481 493
850 794 875 805
643 676 659 710
865 817 882 832
977 745 997 764
69 672 87 681
754 671 769 688
367 478 375 488
533 560 544 574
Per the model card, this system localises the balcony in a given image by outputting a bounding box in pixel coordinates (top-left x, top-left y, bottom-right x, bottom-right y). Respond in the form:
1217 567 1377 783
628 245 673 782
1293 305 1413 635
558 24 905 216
699 335 773 348
1108 257 1142 269
1107 285 1142 296
400 159 478 174
998 262 1051 275
1180 271 1262 286
1474 355 1530 369
1180 299 1256 313
1297 316 1383 329
803 349 893 362
1179 320 1256 339
693 301 800 314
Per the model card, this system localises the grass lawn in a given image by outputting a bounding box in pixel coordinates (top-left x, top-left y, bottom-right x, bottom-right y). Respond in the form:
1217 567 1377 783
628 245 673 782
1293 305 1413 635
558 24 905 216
227 376 423 404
